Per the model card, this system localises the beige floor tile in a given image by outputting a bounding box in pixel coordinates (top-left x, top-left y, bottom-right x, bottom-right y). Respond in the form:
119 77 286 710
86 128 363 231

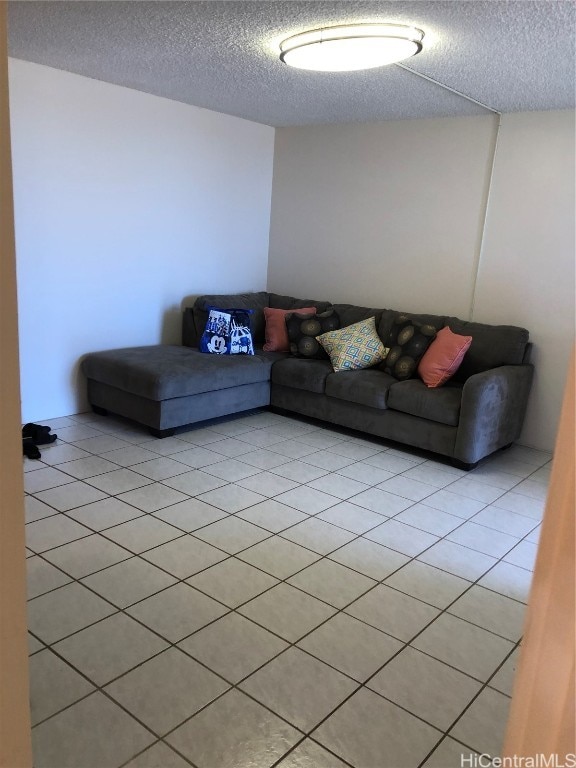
34 481 109 512
117 483 189 512
504 539 539 571
72 434 133 453
418 539 498 581
280 517 356 555
276 739 349 767
197 484 266 513
42 534 131 578
412 614 514 681
236 498 309 532
238 536 321 579
345 584 439 641
180 612 288 683
419 489 486 519
288 558 376 608
274 486 341 514
37 443 91 466
317 501 385 534
27 582 116 643
105 647 229 735
202 458 263 481
100 444 159 467
447 521 520 558
313 687 441 768
448 585 526 641
123 742 191 768
395 504 464 536
29 649 95 725
368 646 482 730
239 583 336 642
271 459 329 483
26 515 93 553
53 456 118 479
478 561 533 602
450 687 511 756
162 469 227 495
53 612 168 685
489 648 520 696
166 689 300 768
142 534 228 578
128 456 191 481
127 583 228 642
102 515 183 553
384 561 470 608
24 497 59 523
152 497 228 531
241 647 356 732
336 461 394 485
328 538 410 580
65 496 144 530
307 473 370 500
32 692 154 768
348 487 413 516
187 557 278 607
423 737 479 768
193 515 271 553
471 505 540 537
81 557 177 608
365 518 440 557
26 556 72 599
85 468 154 494
298 613 403 682
491 491 545 520
24 467 76 494
237 471 300 497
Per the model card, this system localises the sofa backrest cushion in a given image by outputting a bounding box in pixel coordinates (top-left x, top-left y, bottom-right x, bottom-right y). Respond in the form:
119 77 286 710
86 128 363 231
446 318 530 380
330 304 386 330
378 310 446 344
268 293 332 313
191 292 270 347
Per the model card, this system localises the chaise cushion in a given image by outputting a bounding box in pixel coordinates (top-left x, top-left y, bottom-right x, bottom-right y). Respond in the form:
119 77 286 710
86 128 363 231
271 358 333 394
82 345 274 401
325 369 396 410
387 379 463 426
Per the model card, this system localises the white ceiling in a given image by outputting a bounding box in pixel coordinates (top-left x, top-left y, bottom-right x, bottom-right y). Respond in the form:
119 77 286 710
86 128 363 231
7 1 576 127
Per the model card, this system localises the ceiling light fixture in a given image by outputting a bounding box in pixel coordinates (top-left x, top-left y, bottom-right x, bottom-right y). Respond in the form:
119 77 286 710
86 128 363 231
279 23 424 72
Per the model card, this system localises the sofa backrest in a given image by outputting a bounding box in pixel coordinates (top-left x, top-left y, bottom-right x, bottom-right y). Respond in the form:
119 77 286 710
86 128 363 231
182 292 330 347
446 318 530 381
182 294 530 378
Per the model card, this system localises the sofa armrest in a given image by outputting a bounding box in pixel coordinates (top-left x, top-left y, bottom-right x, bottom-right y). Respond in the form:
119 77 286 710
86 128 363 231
454 364 534 464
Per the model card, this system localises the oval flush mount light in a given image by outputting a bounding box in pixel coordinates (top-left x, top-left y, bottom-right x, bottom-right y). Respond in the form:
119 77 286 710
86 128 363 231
279 23 424 72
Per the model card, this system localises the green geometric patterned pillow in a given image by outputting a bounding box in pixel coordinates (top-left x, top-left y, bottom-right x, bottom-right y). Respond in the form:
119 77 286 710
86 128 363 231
317 317 389 372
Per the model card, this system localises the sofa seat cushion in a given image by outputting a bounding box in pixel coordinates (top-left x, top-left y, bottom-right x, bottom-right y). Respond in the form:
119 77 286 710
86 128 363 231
82 345 275 401
325 370 397 410
387 379 463 426
271 358 333 394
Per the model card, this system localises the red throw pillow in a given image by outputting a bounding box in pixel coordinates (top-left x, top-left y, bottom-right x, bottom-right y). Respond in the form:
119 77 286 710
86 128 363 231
263 306 317 352
418 326 473 388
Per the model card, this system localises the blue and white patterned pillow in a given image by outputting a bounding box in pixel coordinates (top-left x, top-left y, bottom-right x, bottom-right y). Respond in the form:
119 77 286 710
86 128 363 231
200 308 254 355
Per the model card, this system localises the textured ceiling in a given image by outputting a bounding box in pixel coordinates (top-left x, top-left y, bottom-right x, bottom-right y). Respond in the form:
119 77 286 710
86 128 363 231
7 1 576 127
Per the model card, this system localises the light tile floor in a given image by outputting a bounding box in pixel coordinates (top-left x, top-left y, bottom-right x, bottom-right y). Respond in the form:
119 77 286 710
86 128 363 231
23 409 551 768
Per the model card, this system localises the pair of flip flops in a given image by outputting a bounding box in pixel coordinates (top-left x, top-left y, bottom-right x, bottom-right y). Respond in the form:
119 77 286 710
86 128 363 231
22 423 58 460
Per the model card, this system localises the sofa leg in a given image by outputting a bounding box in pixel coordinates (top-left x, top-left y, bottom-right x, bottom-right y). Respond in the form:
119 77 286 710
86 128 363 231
149 427 175 439
452 458 478 471
92 405 108 416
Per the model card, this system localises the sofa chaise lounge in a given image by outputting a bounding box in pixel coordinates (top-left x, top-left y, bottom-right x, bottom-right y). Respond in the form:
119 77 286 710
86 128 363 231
81 292 534 469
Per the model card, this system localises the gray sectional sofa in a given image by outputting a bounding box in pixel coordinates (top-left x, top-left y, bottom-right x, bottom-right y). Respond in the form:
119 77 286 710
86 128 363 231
81 291 534 469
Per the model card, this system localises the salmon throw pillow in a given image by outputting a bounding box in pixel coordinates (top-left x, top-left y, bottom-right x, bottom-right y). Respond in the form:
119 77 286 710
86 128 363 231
263 306 317 352
418 326 473 387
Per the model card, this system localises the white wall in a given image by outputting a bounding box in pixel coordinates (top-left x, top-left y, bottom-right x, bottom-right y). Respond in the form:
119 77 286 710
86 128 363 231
473 111 575 451
267 111 575 451
268 116 498 316
9 59 275 421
